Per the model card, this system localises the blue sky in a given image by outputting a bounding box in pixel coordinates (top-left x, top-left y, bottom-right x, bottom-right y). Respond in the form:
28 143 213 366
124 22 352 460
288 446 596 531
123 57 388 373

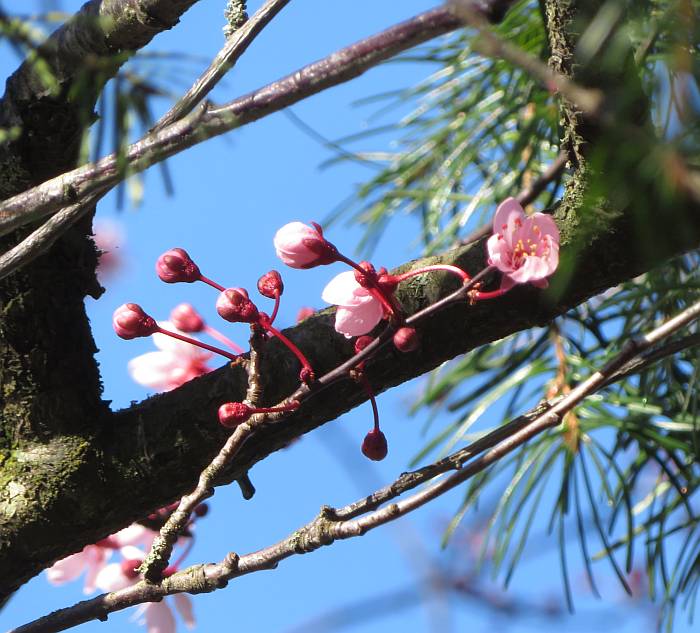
1 1 694 632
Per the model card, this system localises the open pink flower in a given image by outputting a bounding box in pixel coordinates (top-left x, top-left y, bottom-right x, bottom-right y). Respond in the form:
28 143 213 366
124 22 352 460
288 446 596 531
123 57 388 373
128 321 212 392
321 271 384 338
47 524 157 594
273 222 338 269
486 198 559 289
95 546 194 633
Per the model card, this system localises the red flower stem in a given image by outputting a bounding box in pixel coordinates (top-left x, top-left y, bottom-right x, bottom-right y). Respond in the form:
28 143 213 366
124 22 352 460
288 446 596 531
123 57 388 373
154 326 238 361
253 401 300 414
335 253 400 318
393 264 470 284
473 288 509 301
198 275 226 292
269 293 281 325
358 373 380 431
262 322 314 374
203 325 244 354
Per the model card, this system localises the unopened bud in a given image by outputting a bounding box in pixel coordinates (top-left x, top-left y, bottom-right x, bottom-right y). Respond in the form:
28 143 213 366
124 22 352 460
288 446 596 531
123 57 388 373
112 303 158 339
361 428 388 461
274 221 338 269
194 503 209 518
218 402 252 428
257 270 284 298
216 288 259 323
393 327 420 353
354 336 374 354
156 248 200 283
170 303 205 332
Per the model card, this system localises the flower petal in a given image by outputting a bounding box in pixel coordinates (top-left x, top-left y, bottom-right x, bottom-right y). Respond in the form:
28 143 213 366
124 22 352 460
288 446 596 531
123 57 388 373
173 594 195 629
128 352 179 390
334 299 384 338
321 271 370 307
144 601 177 633
46 551 88 585
492 197 525 248
95 563 134 592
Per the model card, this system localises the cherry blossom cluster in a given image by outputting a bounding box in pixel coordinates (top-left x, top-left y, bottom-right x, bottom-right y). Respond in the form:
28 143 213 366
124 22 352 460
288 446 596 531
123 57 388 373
46 506 206 633
114 197 558 465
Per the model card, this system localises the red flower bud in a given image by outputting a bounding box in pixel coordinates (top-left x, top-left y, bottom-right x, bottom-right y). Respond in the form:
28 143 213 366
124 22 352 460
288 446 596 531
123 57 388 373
170 303 205 332
274 222 338 269
156 248 200 283
194 503 209 518
120 558 143 580
257 270 284 298
361 428 388 461
393 327 420 353
354 336 374 354
218 402 252 428
216 288 259 323
112 303 158 339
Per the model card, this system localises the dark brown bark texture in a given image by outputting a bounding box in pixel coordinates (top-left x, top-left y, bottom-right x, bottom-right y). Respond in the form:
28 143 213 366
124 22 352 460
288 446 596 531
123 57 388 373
1 0 699 609
0 0 201 604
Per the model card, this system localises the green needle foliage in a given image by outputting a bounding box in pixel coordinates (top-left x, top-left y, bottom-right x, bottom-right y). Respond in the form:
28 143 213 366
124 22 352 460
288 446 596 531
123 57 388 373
325 0 700 626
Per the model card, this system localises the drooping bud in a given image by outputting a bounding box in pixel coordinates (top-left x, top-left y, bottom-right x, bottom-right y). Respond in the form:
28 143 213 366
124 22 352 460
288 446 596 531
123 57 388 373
257 270 284 298
218 402 253 428
216 288 259 323
273 221 338 269
156 248 201 283
393 327 420 353
170 303 205 332
354 336 374 354
112 303 158 339
194 503 209 518
120 558 143 580
353 261 377 288
361 428 388 461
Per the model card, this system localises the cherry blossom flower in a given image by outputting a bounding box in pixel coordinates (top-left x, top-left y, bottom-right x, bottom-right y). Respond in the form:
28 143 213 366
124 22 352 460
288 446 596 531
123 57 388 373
93 218 125 282
47 525 157 594
321 271 384 338
486 198 560 290
273 222 338 269
128 321 213 392
95 547 195 633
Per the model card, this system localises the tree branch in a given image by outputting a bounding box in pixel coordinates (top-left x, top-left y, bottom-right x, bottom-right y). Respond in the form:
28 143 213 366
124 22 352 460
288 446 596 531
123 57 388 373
14 295 700 633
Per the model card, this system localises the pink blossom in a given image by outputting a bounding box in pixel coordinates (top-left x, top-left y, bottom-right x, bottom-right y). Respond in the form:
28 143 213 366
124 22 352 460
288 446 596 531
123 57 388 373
486 198 559 289
47 525 157 594
273 222 338 269
169 303 205 333
47 545 108 593
93 218 125 281
128 321 212 392
321 271 384 338
95 547 194 633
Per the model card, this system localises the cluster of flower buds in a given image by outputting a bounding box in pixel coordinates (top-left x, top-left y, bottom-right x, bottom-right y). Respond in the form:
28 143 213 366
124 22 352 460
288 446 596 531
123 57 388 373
115 198 559 462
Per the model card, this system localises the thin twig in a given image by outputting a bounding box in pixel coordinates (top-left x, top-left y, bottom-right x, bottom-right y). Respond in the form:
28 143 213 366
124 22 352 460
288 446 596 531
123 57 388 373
14 297 700 633
0 6 464 238
0 193 100 281
152 0 292 132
